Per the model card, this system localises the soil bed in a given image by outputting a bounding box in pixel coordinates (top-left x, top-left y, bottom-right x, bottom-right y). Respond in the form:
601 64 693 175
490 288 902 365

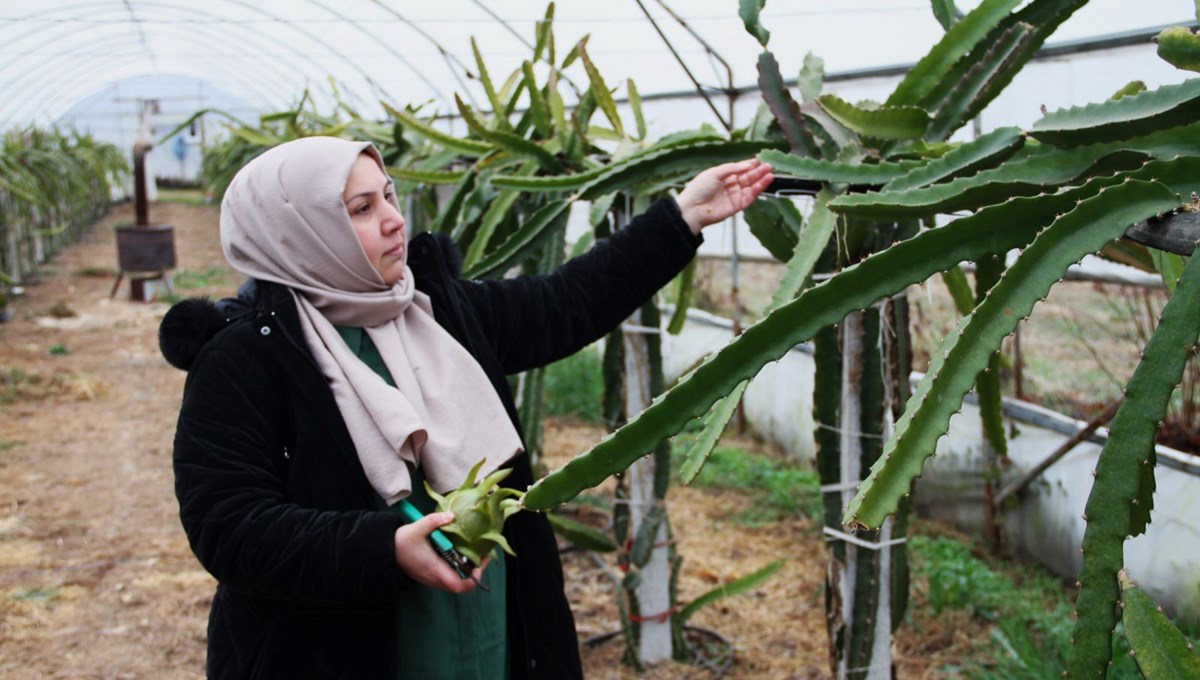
1 200 1009 678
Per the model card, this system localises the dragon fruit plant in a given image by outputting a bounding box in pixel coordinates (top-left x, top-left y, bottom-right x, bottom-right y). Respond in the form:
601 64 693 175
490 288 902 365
425 460 524 567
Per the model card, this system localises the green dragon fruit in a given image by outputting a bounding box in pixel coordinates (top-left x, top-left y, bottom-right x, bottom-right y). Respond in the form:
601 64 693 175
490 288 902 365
425 459 524 567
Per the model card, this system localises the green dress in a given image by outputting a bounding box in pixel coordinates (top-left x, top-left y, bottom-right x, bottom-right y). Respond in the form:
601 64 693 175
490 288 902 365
335 326 508 680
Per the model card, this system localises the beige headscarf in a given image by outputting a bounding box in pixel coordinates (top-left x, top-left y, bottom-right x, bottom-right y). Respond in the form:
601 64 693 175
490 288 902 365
220 136 522 504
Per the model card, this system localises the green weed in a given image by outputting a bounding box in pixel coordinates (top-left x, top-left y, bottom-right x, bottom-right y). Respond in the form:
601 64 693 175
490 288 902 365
679 446 821 525
11 588 58 602
910 536 1196 678
173 267 228 290
543 346 604 424
47 344 69 356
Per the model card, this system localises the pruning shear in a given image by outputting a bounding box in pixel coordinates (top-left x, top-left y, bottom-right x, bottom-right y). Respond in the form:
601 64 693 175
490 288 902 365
396 500 489 592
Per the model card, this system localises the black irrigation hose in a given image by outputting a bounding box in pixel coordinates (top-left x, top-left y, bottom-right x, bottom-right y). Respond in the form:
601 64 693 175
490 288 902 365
563 548 735 677
582 626 735 678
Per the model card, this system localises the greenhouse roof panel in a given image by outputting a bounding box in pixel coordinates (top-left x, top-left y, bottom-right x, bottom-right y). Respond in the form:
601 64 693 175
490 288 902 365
0 0 1192 129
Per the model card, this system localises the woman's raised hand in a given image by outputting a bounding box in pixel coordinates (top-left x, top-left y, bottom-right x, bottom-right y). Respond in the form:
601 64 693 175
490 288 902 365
674 158 774 235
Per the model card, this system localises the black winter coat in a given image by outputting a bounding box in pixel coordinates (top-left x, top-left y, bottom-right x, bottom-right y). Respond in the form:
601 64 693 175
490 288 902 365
159 198 701 679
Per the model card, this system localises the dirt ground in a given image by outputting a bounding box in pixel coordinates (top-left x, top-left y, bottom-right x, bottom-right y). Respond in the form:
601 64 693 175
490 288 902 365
0 201 989 678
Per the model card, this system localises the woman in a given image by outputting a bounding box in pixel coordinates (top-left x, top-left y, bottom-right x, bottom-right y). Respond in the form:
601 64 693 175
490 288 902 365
160 136 772 679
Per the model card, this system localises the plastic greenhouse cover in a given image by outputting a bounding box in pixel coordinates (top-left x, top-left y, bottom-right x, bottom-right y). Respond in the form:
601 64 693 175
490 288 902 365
0 0 1193 130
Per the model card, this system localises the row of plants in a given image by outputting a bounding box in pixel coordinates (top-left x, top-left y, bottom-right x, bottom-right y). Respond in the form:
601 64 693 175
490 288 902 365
188 0 1200 675
518 0 1200 677
0 127 127 315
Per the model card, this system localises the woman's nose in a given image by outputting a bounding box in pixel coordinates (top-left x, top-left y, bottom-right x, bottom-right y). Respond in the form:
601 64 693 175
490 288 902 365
382 202 405 233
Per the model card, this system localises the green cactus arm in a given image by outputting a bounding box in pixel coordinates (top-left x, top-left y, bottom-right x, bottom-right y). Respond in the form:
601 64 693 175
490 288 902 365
1157 26 1200 72
470 37 508 130
887 0 1024 106
913 0 1088 121
1030 78 1200 146
842 180 1182 532
677 559 785 625
521 179 1107 510
627 79 646 141
679 190 837 484
678 383 746 484
931 0 959 31
797 52 825 103
629 506 666 569
429 171 478 235
883 126 1025 192
816 94 930 141
463 178 527 269
521 61 553 139
1118 569 1200 679
463 200 571 280
455 94 562 173
578 40 624 139
757 51 820 157
577 140 780 201
1066 246 1200 678
924 21 1036 142
739 0 770 46
829 147 1151 219
489 165 605 192
385 168 467 185
941 264 976 315
742 197 799 261
487 134 768 194
761 149 926 186
546 512 618 552
382 101 491 156
974 255 1008 458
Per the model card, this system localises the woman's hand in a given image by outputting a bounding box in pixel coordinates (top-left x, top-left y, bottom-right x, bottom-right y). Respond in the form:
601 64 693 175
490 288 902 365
394 512 487 594
675 158 774 235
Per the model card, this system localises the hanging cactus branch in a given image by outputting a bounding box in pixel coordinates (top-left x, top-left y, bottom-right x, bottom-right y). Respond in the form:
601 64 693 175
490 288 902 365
1030 77 1200 146
1066 245 1200 676
883 126 1024 192
1117 569 1200 678
816 94 931 141
843 180 1182 531
830 146 1154 219
521 177 1111 510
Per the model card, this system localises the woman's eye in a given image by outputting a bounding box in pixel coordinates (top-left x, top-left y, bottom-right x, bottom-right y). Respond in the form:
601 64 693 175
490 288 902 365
354 202 370 215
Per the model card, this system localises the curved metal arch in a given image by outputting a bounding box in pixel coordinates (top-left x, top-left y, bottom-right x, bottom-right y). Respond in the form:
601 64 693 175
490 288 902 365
299 0 457 111
0 29 296 128
27 60 286 133
1 21 314 130
0 3 338 116
0 0 393 127
8 49 280 130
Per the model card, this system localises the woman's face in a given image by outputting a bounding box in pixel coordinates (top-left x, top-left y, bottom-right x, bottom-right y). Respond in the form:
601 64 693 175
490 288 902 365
343 153 407 285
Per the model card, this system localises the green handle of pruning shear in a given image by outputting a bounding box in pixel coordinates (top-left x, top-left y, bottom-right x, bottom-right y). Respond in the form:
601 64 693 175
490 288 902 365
396 499 487 591
397 500 455 553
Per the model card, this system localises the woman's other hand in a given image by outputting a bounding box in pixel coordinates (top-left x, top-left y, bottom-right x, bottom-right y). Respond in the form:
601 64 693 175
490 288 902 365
675 158 774 235
394 512 487 594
